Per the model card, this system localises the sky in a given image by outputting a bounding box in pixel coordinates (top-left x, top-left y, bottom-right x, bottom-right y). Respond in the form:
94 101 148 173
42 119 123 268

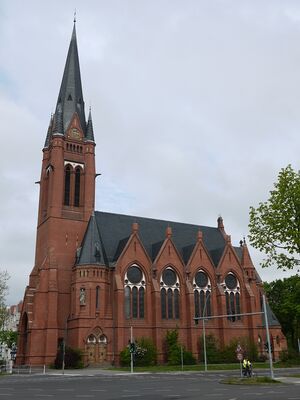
1 0 300 305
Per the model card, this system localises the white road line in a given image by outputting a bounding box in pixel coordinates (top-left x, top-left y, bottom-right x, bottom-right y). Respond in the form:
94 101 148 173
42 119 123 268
0 395 13 397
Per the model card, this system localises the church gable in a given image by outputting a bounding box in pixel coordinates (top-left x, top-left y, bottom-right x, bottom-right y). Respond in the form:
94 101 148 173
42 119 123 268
186 230 216 277
114 222 152 276
65 113 85 141
153 227 185 283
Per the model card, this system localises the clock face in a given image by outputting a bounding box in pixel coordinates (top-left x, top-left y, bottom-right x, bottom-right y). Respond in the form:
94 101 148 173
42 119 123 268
71 128 80 139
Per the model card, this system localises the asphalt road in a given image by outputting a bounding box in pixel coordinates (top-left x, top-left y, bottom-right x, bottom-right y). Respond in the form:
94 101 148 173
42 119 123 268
0 371 300 400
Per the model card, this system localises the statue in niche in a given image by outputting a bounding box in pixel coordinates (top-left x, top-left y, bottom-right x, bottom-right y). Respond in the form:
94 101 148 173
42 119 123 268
80 288 86 305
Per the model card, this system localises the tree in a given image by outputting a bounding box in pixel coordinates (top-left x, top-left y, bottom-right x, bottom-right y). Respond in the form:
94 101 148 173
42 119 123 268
0 270 9 330
264 275 300 350
249 165 300 270
165 329 196 365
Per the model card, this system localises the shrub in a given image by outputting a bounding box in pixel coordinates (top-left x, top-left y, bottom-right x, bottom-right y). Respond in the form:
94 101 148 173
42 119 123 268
120 337 157 367
198 334 220 363
54 346 83 369
165 329 196 365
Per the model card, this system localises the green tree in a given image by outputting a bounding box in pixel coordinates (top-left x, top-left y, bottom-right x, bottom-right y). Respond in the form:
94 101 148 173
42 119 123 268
249 165 300 270
0 330 18 348
165 329 196 365
264 275 300 350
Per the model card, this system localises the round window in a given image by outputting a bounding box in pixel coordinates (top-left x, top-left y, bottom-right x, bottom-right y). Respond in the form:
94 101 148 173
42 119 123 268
127 265 142 284
162 268 177 286
225 274 237 290
195 271 208 288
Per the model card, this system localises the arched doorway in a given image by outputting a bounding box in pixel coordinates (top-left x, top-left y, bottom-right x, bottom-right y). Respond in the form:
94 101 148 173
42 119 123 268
86 332 108 365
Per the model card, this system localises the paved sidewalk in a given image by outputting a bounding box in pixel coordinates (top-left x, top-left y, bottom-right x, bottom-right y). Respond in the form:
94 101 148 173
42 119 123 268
276 376 300 384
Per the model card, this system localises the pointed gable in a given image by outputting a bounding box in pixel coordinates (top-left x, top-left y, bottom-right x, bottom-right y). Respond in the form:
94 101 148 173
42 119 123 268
153 227 185 271
93 211 226 268
186 230 215 273
114 223 152 268
76 214 108 266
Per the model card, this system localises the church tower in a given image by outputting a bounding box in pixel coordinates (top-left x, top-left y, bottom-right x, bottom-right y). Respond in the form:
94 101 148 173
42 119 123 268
18 22 96 365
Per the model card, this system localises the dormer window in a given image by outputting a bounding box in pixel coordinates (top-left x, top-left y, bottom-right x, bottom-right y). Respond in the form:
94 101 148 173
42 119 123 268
67 94 73 101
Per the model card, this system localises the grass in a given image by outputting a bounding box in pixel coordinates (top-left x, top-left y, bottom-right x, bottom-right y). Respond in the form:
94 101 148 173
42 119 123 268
110 360 300 373
221 376 281 385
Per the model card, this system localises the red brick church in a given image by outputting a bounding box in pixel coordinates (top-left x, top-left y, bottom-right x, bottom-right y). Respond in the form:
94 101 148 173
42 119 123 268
17 23 286 366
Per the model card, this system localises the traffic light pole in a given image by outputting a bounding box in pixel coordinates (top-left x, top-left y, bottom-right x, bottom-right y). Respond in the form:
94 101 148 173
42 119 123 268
195 302 274 378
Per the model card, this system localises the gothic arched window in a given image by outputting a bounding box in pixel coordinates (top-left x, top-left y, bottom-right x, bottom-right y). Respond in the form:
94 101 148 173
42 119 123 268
224 272 241 322
64 165 71 206
160 267 180 319
96 286 100 310
193 270 211 319
124 265 145 319
74 167 81 207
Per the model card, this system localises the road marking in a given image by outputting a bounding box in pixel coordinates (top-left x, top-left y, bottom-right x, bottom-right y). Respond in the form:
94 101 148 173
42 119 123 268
0 395 13 397
34 396 54 398
90 389 107 391
121 396 141 398
57 389 74 391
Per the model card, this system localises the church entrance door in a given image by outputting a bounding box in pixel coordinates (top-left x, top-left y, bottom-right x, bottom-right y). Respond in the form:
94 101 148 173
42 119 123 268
86 334 107 365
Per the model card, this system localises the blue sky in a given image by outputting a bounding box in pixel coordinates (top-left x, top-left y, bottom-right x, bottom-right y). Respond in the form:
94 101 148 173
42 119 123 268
1 0 300 304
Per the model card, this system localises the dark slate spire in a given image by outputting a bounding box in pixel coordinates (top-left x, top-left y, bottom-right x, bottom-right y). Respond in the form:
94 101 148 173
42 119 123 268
55 22 86 134
52 103 64 134
76 213 108 266
86 107 95 142
44 114 54 148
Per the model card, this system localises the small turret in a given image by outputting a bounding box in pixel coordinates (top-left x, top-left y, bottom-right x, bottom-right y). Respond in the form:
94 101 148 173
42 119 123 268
86 107 95 142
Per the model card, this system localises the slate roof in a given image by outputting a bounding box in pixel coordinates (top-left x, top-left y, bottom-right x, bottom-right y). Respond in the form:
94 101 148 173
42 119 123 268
44 23 94 148
76 211 227 268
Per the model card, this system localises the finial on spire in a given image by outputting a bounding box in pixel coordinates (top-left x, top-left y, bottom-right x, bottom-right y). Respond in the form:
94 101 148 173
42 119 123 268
74 9 77 24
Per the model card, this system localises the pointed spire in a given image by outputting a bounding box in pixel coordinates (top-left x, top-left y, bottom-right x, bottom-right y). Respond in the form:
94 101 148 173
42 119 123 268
86 107 95 142
241 238 254 270
54 22 86 135
52 103 64 134
44 114 54 148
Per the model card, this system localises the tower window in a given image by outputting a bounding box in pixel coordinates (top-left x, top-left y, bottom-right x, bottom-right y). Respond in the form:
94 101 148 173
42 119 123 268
96 286 100 310
67 94 73 101
64 166 71 206
74 167 81 207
